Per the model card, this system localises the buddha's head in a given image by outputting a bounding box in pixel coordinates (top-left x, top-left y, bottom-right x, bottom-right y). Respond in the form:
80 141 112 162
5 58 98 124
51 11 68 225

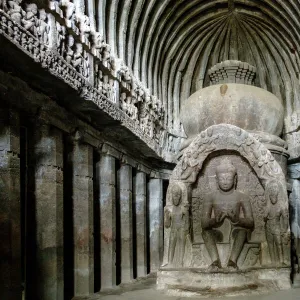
216 159 237 192
171 184 182 206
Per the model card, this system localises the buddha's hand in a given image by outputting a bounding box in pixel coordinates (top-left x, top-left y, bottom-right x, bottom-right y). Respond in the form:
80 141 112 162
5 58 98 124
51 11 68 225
227 210 238 222
216 213 226 224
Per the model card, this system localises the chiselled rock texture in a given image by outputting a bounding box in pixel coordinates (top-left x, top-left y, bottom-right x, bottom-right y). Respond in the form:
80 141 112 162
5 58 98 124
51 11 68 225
2 0 300 298
97 154 116 290
149 178 164 273
180 83 284 150
72 138 94 296
0 110 22 300
159 122 291 295
134 171 147 278
118 164 133 283
29 124 64 300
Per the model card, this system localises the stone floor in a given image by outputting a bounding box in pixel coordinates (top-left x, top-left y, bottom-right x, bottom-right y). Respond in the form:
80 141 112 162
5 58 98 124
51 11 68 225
74 274 300 300
98 288 300 300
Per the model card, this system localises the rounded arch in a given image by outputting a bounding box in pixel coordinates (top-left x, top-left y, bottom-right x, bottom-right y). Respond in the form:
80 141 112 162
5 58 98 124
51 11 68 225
171 124 286 193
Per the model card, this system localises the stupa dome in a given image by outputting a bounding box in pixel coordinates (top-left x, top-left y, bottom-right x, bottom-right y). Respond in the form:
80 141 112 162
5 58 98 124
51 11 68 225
180 61 284 149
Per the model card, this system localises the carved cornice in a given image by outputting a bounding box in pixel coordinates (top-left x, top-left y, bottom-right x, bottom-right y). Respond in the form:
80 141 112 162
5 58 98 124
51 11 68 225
0 3 179 160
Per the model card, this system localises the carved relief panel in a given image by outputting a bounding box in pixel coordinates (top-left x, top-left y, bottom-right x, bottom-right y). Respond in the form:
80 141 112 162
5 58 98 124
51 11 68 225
164 124 290 272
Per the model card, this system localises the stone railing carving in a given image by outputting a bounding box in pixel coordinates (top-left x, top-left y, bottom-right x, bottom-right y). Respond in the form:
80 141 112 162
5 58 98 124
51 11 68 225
0 0 180 160
208 60 256 85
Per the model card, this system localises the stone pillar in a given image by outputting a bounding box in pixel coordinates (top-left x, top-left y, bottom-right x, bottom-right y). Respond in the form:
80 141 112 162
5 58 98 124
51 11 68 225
118 164 133 283
32 124 64 300
0 110 22 300
289 164 300 257
97 154 116 289
148 178 163 273
134 171 147 278
72 134 94 296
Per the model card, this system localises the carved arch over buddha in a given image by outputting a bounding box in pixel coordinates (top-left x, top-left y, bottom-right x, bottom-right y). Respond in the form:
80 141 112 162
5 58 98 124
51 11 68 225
171 124 287 191
164 124 290 269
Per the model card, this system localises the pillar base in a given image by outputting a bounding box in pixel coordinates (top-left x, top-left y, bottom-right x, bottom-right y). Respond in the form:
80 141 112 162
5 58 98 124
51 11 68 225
157 267 291 297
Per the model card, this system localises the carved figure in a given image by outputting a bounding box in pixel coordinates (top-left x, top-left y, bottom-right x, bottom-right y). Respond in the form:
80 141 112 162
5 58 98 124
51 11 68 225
7 0 23 24
22 3 38 34
94 64 103 91
168 135 175 153
65 35 74 64
56 22 66 55
102 44 111 64
165 184 190 267
92 31 104 57
78 14 90 42
201 159 254 271
61 0 75 26
83 51 89 78
36 9 50 45
1 0 8 11
264 181 289 266
73 43 83 74
49 0 62 11
118 62 132 83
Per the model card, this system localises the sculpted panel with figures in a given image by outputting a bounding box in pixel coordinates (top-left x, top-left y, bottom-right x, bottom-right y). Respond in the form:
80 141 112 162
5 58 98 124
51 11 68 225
164 124 290 272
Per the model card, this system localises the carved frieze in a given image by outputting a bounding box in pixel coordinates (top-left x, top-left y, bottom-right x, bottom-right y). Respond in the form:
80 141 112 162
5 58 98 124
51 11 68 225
0 0 174 157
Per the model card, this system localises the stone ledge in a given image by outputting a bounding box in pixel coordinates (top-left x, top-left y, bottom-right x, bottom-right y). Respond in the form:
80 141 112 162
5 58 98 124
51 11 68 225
157 268 291 297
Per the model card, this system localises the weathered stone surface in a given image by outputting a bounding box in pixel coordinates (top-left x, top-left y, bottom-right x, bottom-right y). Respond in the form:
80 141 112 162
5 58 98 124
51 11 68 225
134 171 147 277
118 164 133 283
0 109 22 300
30 124 64 300
160 123 290 295
97 154 116 289
180 83 284 150
73 140 94 296
157 268 291 297
148 178 163 273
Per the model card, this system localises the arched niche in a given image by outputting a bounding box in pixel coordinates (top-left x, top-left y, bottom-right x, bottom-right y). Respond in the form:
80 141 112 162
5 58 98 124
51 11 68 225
164 124 290 269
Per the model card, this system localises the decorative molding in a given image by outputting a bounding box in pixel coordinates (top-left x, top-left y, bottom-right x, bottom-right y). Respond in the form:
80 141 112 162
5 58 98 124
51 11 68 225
0 2 180 160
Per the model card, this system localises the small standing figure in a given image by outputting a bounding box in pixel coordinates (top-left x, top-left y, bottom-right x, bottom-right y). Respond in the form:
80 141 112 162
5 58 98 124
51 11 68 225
56 22 66 55
61 0 75 27
164 184 190 267
65 35 74 64
83 51 89 78
37 9 50 45
264 181 289 266
22 3 38 34
1 0 8 11
7 0 23 24
78 14 90 43
73 43 83 74
92 31 104 57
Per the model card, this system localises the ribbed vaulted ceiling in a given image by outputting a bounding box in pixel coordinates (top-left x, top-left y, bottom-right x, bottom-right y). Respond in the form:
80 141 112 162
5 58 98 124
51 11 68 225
94 0 300 132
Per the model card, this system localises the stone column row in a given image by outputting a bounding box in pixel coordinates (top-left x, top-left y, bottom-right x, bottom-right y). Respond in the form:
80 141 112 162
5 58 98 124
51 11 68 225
0 114 165 299
97 153 164 289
